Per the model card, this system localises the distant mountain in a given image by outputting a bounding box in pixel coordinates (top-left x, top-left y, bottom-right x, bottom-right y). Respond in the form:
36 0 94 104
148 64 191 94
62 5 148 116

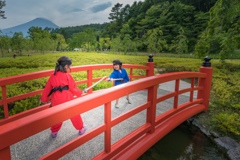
2 18 59 37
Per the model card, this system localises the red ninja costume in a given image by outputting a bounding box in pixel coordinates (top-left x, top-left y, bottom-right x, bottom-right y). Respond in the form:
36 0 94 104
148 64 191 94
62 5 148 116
41 71 83 132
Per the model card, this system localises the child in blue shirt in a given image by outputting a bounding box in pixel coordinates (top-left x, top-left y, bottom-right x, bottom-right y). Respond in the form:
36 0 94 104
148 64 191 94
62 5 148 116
106 59 131 108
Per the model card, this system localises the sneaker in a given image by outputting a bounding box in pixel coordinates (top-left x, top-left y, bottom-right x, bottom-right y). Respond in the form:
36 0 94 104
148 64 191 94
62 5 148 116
51 131 58 138
115 103 119 108
126 98 132 104
79 125 87 135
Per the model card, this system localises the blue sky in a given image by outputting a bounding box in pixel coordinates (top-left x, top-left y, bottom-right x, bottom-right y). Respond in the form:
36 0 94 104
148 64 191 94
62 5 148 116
1 0 142 29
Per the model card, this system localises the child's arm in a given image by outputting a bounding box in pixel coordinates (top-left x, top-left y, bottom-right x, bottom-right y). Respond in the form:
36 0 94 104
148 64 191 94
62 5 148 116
41 78 52 103
68 74 82 97
106 71 116 81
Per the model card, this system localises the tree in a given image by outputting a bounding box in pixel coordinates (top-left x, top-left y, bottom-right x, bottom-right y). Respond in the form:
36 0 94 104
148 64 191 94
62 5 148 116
120 34 131 53
120 24 133 39
27 27 52 52
107 3 124 38
0 0 6 19
38 37 51 54
69 32 86 50
1 33 12 53
143 27 168 54
60 28 70 41
55 34 66 51
23 38 33 53
109 3 123 21
171 27 189 53
83 28 96 51
104 38 111 49
195 0 240 61
111 35 121 52
195 31 209 58
99 38 105 51
0 31 3 57
27 26 43 40
121 4 131 23
11 32 24 54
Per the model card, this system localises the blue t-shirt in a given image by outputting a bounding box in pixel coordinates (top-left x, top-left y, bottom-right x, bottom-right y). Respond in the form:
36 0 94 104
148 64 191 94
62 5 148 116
109 68 130 86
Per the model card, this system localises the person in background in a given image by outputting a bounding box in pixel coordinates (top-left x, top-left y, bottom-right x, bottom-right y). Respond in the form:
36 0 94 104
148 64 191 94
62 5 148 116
106 59 131 108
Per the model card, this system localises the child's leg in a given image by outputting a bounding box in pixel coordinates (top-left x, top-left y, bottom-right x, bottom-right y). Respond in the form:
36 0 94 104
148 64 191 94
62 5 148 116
51 122 63 132
70 115 84 130
126 95 131 104
115 98 119 108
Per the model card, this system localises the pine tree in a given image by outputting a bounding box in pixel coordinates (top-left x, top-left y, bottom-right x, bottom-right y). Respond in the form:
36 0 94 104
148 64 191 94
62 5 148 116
0 0 6 19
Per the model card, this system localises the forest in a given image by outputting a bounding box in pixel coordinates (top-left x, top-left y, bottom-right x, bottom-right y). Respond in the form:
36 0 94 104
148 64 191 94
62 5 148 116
1 0 239 60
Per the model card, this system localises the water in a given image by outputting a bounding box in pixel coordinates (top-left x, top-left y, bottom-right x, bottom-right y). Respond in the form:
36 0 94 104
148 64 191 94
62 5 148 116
138 123 228 160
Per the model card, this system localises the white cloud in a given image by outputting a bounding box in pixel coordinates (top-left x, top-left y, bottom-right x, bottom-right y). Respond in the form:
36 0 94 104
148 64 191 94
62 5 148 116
89 2 112 13
1 0 143 29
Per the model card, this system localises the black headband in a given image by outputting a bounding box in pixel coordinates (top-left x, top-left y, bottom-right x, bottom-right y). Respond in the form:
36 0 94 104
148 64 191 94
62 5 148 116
54 61 72 75
113 61 122 65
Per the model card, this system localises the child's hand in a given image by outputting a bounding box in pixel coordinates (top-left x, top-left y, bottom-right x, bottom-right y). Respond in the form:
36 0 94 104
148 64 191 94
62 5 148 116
105 78 111 81
83 89 87 93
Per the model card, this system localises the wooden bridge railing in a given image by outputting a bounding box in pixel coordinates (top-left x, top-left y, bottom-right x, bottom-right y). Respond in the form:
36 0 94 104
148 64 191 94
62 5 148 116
0 58 153 126
0 56 213 159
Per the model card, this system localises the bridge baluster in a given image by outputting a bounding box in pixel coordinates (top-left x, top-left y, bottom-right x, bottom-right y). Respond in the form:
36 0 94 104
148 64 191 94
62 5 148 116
2 86 9 119
130 68 133 81
87 69 93 93
104 102 111 153
190 78 195 102
174 79 180 109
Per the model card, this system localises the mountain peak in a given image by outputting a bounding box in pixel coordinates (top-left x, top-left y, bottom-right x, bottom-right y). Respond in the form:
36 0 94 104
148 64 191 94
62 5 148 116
2 17 60 37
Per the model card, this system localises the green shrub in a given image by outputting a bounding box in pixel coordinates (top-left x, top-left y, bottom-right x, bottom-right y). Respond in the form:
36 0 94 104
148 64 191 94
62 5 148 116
214 113 240 136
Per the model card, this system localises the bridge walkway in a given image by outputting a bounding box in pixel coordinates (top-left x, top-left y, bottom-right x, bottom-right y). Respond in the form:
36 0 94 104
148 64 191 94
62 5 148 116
10 80 197 160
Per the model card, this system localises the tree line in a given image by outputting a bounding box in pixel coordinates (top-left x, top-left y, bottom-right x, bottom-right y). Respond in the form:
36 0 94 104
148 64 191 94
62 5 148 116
1 0 239 60
0 27 67 56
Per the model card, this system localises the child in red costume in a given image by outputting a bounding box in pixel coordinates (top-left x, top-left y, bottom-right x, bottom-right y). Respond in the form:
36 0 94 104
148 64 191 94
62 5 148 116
41 56 86 138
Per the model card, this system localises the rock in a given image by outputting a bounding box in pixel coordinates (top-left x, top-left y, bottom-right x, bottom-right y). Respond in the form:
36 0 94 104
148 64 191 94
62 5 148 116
184 118 240 160
214 137 240 152
185 117 194 125
227 146 240 160
192 119 211 136
209 130 220 138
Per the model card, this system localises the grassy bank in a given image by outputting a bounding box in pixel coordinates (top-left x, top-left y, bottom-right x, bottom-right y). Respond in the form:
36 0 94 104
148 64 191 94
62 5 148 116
0 51 239 142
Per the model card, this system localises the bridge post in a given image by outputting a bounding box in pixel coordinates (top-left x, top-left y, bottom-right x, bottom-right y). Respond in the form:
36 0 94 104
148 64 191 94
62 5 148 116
0 146 11 160
146 54 157 133
146 54 154 77
197 56 213 110
147 85 158 133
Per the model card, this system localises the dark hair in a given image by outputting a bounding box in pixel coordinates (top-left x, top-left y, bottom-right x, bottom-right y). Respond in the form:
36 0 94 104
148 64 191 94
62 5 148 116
113 59 122 70
54 56 72 75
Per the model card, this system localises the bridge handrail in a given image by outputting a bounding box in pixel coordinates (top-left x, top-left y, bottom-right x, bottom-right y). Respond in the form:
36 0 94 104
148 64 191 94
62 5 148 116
0 64 150 119
0 64 149 86
0 71 210 159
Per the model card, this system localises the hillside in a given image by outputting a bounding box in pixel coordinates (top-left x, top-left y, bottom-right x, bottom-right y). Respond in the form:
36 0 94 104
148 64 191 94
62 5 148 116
2 17 59 37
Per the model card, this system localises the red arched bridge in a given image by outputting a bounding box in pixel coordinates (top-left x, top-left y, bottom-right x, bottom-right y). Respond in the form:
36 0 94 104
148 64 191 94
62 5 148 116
0 56 213 159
